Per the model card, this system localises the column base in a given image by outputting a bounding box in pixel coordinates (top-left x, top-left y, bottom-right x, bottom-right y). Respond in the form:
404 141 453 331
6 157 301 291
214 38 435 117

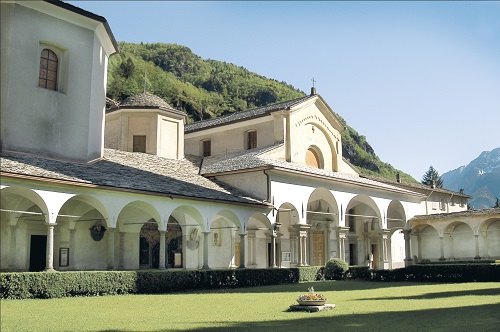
44 268 57 273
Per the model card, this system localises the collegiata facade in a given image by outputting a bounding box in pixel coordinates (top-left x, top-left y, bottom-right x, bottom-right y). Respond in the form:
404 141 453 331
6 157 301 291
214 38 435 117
1 0 499 273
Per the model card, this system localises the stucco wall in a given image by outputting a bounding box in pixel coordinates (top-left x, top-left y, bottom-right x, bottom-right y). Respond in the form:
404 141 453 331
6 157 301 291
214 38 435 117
185 117 277 157
0 3 110 162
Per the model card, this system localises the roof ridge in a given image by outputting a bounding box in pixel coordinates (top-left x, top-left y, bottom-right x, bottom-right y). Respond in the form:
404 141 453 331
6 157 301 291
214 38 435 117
185 94 313 132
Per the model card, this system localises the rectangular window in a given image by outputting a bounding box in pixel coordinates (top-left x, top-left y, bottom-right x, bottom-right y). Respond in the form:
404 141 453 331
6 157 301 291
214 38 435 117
133 135 146 153
202 140 211 157
246 130 257 150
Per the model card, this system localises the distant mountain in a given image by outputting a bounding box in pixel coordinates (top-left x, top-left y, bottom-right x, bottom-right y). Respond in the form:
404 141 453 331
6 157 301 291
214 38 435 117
442 147 500 208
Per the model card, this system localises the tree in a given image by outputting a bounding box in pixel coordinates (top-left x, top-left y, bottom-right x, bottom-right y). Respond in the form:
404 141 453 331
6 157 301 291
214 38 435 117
421 166 443 188
493 197 500 208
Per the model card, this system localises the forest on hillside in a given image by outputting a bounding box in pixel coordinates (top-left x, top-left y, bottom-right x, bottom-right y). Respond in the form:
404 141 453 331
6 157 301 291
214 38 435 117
107 42 415 182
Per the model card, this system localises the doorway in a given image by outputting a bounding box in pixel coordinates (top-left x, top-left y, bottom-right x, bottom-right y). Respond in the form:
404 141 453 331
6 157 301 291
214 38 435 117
29 235 47 271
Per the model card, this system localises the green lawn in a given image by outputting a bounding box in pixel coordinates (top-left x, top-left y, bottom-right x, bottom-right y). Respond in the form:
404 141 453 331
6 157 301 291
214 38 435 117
1 280 499 331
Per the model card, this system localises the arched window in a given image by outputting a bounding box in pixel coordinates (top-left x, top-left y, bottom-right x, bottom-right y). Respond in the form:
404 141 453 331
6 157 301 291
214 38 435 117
38 49 58 90
305 147 324 169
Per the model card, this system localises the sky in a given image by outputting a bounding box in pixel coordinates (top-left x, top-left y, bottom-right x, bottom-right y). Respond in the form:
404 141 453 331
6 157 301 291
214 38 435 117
71 1 500 181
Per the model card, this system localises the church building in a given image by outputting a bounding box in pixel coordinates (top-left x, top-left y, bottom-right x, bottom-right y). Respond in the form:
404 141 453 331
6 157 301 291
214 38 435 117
1 0 499 273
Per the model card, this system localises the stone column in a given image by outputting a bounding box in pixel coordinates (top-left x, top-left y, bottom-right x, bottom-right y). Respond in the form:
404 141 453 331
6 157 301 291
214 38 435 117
297 232 303 266
230 230 237 268
239 233 246 268
159 230 166 269
202 231 210 269
439 236 445 260
474 234 481 259
8 224 17 269
403 229 413 267
119 231 125 269
336 226 349 262
45 224 55 271
417 233 422 261
247 230 256 267
302 235 308 266
107 228 115 270
69 228 75 268
270 232 277 268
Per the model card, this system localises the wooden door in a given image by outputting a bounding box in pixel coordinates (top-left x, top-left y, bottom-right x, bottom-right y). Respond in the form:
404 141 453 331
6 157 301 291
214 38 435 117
312 232 325 266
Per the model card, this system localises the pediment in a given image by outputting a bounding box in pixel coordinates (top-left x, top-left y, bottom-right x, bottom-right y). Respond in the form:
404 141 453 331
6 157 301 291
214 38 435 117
288 95 344 141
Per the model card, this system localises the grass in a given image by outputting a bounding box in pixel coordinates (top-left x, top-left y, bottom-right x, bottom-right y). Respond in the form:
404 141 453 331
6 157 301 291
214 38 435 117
1 280 499 331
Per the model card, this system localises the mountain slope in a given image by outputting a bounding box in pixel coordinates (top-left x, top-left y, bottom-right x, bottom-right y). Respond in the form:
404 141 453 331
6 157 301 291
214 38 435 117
442 147 500 208
107 42 415 183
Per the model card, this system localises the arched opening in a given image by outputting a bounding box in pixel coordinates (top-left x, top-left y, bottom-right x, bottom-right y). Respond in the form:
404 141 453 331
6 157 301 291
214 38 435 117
169 205 203 269
276 202 300 267
116 201 161 270
445 222 474 259
166 217 183 268
247 213 272 269
481 218 500 258
307 188 339 266
57 195 109 270
139 220 160 269
387 200 406 268
346 195 382 267
209 209 241 269
0 187 48 272
417 225 440 261
305 146 324 169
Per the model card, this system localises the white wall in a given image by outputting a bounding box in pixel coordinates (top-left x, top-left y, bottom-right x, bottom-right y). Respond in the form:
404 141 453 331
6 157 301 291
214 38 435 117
0 3 112 162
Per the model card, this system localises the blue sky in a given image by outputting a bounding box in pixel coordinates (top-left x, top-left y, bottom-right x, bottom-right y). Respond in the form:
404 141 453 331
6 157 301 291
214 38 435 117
71 1 500 181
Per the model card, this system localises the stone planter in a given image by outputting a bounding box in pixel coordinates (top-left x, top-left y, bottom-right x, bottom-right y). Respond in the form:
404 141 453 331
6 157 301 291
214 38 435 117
297 299 327 306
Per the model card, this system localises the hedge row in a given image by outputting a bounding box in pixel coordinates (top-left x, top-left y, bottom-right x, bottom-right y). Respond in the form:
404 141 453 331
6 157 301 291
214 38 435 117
370 264 500 282
0 268 316 299
2 264 499 299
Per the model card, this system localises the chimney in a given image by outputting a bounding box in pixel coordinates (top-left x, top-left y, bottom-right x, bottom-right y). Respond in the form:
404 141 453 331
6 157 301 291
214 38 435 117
396 172 401 183
430 180 436 189
310 86 317 96
459 188 464 194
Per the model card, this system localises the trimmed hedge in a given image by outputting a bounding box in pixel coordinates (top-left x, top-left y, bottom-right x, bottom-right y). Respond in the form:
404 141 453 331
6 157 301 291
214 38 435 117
3 264 499 299
0 267 317 300
370 264 500 282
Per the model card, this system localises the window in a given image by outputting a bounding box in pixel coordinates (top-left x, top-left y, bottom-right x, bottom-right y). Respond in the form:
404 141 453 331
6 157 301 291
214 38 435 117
246 130 257 150
440 199 446 211
133 135 146 153
202 140 211 157
305 147 324 169
39 49 58 90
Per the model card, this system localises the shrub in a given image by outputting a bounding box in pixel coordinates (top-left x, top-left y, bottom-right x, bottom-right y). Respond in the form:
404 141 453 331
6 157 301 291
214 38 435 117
324 258 349 280
349 266 371 280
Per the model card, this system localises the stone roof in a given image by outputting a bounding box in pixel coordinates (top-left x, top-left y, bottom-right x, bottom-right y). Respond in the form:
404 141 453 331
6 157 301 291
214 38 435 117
363 175 471 198
410 208 500 221
0 149 266 206
201 145 424 196
185 95 314 133
119 92 174 109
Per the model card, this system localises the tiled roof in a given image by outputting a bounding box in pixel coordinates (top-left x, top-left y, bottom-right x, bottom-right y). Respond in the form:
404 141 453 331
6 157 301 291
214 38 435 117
0 149 266 206
362 175 471 198
185 95 313 133
410 208 500 221
201 145 423 196
120 92 174 109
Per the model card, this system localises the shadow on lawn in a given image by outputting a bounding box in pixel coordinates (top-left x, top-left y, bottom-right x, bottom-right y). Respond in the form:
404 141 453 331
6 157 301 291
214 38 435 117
198 280 426 295
356 287 500 301
135 303 500 332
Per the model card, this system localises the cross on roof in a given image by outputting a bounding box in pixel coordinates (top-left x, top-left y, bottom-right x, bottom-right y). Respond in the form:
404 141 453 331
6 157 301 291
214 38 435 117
311 77 316 88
